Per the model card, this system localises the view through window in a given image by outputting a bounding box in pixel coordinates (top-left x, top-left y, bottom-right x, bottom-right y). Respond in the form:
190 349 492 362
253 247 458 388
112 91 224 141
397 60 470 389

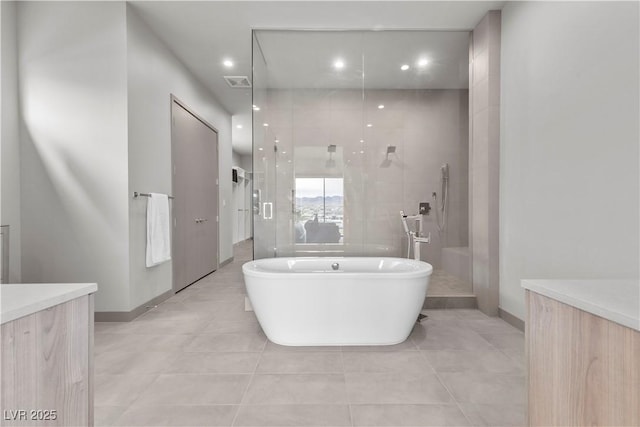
294 178 344 243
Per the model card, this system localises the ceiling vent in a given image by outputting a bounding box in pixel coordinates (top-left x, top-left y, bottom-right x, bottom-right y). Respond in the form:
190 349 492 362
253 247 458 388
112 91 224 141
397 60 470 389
224 76 252 88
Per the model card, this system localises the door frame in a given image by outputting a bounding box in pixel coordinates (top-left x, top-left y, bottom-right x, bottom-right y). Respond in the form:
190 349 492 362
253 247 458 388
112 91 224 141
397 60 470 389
170 94 220 293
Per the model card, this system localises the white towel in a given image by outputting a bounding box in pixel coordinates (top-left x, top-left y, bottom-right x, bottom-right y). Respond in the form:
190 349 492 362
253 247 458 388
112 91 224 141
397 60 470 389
146 193 171 267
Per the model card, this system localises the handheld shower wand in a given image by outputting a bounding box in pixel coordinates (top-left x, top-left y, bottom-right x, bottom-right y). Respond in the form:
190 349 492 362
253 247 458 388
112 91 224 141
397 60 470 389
433 163 449 235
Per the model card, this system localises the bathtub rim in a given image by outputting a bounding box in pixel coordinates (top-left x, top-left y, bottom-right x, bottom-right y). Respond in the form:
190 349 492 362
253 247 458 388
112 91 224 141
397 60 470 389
242 256 433 280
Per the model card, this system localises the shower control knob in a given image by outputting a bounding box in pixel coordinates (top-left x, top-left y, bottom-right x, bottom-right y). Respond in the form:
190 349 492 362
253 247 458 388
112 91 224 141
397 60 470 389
331 263 339 271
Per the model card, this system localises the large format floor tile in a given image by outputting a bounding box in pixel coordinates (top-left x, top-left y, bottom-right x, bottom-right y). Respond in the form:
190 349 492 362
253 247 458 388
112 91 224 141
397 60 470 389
93 240 526 427
132 374 252 406
345 372 453 404
242 374 348 404
438 373 526 405
342 351 434 373
410 323 495 351
95 351 180 375
164 352 260 374
94 333 194 353
94 375 159 406
350 404 470 426
458 403 526 427
234 404 352 426
421 349 523 374
256 352 343 373
185 331 267 352
114 405 237 426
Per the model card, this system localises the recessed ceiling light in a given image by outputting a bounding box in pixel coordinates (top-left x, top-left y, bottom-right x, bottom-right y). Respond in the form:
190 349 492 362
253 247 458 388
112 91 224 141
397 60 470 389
258 147 264 151
333 59 345 70
366 123 373 127
400 64 410 71
236 125 243 129
275 139 279 143
282 151 287 154
360 150 365 154
263 123 269 127
223 59 234 68
378 104 384 109
418 58 429 67
253 105 260 111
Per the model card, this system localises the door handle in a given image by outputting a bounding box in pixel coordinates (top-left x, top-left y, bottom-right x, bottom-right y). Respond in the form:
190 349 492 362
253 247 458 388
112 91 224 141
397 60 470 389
263 202 273 220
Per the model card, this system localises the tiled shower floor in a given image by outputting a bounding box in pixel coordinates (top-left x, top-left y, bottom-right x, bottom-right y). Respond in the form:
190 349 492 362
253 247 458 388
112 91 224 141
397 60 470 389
427 270 473 296
94 241 525 426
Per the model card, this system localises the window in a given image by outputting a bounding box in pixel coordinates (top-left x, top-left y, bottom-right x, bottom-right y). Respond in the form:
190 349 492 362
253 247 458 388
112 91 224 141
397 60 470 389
294 178 343 244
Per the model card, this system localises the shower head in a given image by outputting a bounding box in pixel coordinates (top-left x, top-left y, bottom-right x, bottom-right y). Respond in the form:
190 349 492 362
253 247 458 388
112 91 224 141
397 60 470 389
326 146 336 168
380 145 396 168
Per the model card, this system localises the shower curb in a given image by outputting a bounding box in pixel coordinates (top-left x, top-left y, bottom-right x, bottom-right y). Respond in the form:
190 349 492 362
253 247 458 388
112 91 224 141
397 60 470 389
423 295 477 309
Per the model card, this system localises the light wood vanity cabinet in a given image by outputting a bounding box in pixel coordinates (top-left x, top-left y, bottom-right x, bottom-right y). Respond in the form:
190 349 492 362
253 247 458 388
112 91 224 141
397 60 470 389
1 284 96 427
525 285 640 427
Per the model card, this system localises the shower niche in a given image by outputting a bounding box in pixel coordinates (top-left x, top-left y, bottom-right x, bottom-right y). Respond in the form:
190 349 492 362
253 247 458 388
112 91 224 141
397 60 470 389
252 30 472 295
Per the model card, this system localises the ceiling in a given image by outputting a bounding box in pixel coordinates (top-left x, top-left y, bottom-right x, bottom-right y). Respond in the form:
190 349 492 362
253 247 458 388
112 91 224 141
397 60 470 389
255 30 470 90
129 1 505 154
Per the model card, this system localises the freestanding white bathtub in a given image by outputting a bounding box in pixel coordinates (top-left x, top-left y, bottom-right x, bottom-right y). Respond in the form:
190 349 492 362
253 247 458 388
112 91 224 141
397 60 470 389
242 257 433 346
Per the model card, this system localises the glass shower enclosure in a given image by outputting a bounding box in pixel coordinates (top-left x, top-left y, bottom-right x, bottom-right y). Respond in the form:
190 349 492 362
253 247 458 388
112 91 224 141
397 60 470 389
252 30 471 294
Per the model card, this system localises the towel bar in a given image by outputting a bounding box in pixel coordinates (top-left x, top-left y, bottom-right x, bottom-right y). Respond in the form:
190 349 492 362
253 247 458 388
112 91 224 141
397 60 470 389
133 192 175 200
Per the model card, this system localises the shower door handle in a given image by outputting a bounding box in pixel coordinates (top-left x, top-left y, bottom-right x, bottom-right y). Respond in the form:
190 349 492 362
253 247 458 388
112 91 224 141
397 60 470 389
263 202 273 220
291 189 296 214
253 190 261 215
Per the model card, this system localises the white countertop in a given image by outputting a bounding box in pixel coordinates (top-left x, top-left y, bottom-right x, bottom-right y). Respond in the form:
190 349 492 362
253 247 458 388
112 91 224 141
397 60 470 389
1 283 97 324
522 279 640 331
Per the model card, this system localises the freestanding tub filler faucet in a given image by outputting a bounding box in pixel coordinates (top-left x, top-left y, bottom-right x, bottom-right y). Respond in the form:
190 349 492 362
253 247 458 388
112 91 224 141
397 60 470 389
400 210 431 261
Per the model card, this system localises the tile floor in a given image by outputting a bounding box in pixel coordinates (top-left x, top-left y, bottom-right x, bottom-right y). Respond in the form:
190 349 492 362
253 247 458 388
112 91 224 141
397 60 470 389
95 241 525 426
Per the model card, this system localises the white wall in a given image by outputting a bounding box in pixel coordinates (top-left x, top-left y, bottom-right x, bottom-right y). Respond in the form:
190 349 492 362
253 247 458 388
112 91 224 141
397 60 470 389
500 2 639 320
239 154 252 172
231 150 242 244
1 1 22 283
126 6 233 309
231 150 253 244
17 2 130 311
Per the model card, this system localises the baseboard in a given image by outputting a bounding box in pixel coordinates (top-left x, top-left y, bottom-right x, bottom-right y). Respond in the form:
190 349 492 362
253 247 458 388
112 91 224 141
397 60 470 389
95 289 174 322
423 295 478 309
220 256 233 268
498 307 525 332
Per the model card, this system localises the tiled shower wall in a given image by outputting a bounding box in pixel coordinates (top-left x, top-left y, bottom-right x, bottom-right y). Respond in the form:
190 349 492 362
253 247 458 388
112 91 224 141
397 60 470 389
260 88 469 268
470 11 501 314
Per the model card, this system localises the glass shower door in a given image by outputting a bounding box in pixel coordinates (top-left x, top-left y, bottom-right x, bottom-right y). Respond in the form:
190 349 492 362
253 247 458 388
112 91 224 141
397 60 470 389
252 32 277 259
